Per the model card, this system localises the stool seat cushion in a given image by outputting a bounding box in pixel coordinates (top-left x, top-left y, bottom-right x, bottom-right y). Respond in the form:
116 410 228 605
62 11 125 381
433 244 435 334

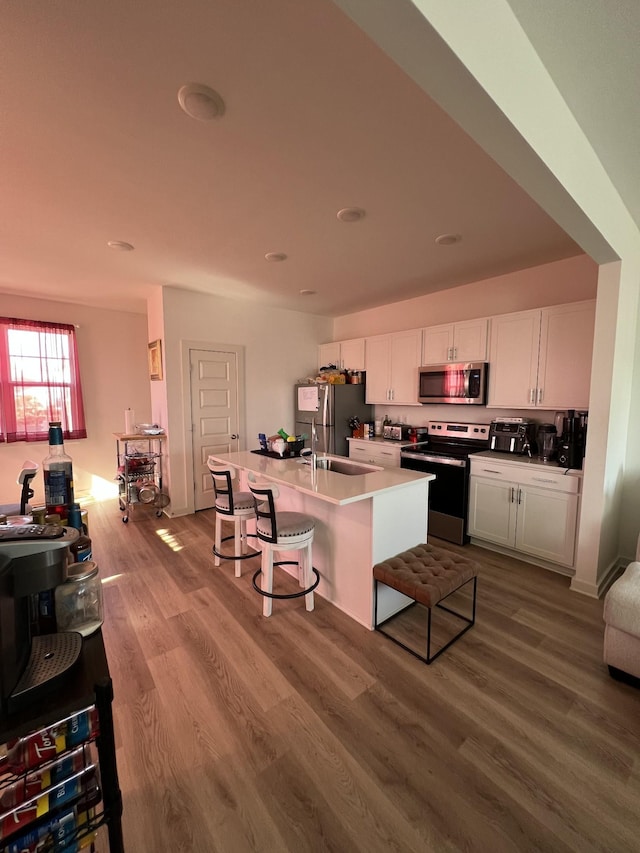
215 491 255 513
373 543 480 608
604 562 640 638
257 511 315 541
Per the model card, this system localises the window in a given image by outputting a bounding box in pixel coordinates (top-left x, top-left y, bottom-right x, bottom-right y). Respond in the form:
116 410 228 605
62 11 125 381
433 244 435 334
0 317 87 443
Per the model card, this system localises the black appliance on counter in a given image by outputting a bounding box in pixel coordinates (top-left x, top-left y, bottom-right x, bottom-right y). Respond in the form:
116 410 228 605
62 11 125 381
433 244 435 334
0 526 80 714
400 420 490 545
488 419 536 456
557 410 587 469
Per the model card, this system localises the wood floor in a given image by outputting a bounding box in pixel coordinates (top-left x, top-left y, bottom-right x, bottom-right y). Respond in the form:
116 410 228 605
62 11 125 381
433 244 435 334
89 498 640 852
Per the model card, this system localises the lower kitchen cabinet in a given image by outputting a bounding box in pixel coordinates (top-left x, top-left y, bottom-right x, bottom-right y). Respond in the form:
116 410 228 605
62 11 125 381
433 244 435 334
468 457 581 569
348 439 401 467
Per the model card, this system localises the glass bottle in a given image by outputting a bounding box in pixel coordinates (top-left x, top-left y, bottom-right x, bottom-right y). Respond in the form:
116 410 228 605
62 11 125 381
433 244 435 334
67 502 92 562
43 421 74 521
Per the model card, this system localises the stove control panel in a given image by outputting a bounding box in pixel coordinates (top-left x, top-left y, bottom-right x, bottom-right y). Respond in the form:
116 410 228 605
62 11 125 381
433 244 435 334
427 421 491 441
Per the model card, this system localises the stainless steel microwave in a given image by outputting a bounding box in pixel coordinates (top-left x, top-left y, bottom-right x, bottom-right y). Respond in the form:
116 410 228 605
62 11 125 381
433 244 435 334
418 361 488 405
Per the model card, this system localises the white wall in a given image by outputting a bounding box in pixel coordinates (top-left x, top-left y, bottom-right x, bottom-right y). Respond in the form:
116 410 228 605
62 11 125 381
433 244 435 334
334 254 597 339
0 294 150 508
156 287 332 515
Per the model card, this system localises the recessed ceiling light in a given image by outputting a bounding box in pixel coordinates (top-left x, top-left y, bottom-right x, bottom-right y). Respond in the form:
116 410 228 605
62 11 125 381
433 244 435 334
435 233 462 246
264 252 287 262
299 289 316 296
107 241 134 251
337 207 366 223
177 83 225 121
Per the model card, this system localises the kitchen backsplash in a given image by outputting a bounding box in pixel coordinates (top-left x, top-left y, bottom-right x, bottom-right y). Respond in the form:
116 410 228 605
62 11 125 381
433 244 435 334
374 404 558 428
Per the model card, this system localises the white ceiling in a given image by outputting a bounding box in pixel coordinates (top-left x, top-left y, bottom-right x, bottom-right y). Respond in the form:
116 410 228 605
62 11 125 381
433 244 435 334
1 0 635 318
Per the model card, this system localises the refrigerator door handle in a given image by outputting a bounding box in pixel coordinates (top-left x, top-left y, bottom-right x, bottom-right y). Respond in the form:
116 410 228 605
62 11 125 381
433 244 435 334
321 384 330 426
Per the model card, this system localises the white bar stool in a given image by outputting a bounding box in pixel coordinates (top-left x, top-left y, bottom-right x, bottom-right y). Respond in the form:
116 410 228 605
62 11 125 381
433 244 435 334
207 461 257 577
247 473 320 617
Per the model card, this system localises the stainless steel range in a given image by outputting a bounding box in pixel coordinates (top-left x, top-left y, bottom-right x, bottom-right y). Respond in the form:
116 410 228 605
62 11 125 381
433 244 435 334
400 421 490 545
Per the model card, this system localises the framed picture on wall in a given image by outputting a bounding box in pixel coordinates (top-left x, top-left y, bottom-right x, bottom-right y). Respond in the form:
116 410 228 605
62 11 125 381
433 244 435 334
148 339 163 381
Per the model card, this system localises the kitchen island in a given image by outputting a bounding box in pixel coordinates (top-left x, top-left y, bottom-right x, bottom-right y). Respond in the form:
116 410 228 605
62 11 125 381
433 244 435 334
207 450 434 628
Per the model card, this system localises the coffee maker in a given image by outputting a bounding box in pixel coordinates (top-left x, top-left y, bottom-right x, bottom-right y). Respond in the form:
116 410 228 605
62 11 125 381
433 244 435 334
557 410 587 469
0 527 80 715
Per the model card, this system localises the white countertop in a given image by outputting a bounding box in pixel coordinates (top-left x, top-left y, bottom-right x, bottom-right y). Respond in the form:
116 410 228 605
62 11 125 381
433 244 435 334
208 450 434 506
473 450 583 476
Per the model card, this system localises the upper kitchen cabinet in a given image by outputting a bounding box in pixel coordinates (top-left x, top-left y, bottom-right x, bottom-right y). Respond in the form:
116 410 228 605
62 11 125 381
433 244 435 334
365 329 421 404
421 318 488 365
487 300 596 409
318 338 365 371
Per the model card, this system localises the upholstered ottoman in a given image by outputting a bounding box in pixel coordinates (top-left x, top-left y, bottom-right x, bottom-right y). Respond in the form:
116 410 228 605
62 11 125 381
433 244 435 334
373 543 480 664
604 561 640 683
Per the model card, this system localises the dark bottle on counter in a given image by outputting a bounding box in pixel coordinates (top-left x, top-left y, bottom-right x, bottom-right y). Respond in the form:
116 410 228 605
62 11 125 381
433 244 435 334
67 502 92 562
43 421 74 520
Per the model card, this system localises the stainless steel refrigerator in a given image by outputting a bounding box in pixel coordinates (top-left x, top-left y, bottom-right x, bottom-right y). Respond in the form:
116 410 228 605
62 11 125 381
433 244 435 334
294 383 373 457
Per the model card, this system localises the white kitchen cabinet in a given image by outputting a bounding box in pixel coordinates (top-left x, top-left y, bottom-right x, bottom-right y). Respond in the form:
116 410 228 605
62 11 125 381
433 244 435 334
536 302 595 409
487 300 595 409
365 329 421 405
348 439 401 467
318 342 340 370
421 318 488 365
318 338 365 371
468 457 580 569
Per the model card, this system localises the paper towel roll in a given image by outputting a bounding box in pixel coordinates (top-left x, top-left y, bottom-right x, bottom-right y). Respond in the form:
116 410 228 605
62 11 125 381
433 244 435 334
124 409 135 434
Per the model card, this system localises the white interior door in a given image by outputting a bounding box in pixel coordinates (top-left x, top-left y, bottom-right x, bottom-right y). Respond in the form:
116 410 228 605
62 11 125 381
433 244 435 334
190 348 240 511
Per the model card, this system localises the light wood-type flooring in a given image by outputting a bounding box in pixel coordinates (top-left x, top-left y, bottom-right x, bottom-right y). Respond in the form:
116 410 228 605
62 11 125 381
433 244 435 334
89 498 640 852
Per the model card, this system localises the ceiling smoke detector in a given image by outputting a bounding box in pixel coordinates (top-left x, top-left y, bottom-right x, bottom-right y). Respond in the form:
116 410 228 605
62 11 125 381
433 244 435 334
264 252 287 262
178 83 225 121
337 207 366 223
435 233 462 246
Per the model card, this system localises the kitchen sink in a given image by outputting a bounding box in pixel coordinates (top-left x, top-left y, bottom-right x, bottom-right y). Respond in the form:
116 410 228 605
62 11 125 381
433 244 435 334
303 457 381 476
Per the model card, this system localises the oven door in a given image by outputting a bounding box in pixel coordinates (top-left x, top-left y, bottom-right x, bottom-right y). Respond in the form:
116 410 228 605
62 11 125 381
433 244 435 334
400 452 470 545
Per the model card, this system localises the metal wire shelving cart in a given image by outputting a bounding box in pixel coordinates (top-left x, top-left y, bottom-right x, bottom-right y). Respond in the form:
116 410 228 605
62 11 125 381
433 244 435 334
114 432 168 523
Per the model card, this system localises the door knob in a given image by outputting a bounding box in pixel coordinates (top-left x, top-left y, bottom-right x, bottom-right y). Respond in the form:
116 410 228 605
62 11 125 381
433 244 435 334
230 434 239 440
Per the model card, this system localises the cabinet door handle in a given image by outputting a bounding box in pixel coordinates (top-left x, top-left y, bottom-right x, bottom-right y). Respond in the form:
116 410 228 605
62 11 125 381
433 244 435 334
447 346 452 361
453 346 457 360
518 488 522 504
529 388 536 404
482 468 502 474
537 387 543 404
510 486 515 503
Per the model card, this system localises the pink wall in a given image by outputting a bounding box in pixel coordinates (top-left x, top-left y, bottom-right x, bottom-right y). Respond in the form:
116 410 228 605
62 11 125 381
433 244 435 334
333 254 598 339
